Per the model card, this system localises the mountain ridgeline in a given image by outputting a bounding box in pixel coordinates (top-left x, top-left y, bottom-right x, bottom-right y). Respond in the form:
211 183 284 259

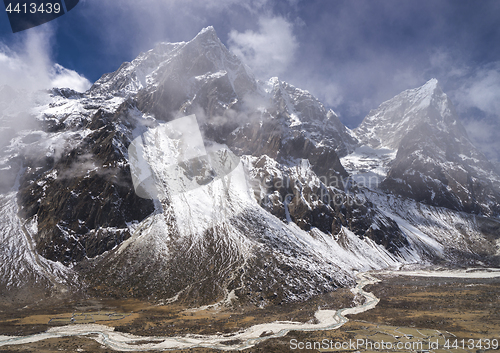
0 27 499 306
356 79 500 215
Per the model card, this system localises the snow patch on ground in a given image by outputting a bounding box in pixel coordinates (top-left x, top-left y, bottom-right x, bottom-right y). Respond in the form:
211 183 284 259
341 145 396 188
377 268 500 279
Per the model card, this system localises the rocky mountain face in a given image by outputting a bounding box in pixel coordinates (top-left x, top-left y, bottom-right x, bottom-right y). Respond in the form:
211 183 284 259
1 27 499 306
18 102 155 264
356 79 500 216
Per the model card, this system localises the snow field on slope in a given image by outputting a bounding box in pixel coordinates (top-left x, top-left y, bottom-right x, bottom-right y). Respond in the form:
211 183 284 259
365 189 497 259
341 145 397 188
0 191 75 289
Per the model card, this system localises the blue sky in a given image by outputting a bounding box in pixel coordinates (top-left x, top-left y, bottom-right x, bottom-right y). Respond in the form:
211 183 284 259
1 0 499 163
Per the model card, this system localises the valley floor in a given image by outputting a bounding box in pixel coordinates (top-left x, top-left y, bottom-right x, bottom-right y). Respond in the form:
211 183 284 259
0 269 499 352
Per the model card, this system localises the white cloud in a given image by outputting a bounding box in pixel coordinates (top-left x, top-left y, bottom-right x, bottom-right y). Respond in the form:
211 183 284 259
296 78 344 108
391 68 423 91
463 118 500 166
0 30 52 91
464 119 495 145
50 64 91 92
0 29 91 92
445 62 500 166
428 50 468 78
321 82 344 107
458 63 500 117
228 16 298 79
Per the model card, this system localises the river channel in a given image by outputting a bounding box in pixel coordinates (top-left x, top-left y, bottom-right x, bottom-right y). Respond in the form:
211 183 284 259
0 268 499 351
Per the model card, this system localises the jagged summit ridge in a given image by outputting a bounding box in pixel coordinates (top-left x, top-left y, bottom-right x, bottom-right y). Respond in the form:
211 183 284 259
260 77 357 157
90 26 255 100
192 25 219 42
355 78 460 150
89 26 356 159
349 78 500 215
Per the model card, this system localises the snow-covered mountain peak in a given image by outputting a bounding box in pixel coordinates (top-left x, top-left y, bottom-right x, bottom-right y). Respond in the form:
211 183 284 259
402 78 448 113
420 77 439 91
350 79 500 216
191 25 220 44
256 76 357 156
355 78 456 150
90 26 255 100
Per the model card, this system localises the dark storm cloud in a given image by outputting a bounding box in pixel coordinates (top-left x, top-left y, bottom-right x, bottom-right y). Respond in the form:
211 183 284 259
1 0 498 162
64 0 500 166
275 0 500 125
68 0 274 80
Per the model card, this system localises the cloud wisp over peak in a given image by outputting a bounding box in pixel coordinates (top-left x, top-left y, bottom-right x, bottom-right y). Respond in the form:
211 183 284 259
228 16 298 80
0 29 90 92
